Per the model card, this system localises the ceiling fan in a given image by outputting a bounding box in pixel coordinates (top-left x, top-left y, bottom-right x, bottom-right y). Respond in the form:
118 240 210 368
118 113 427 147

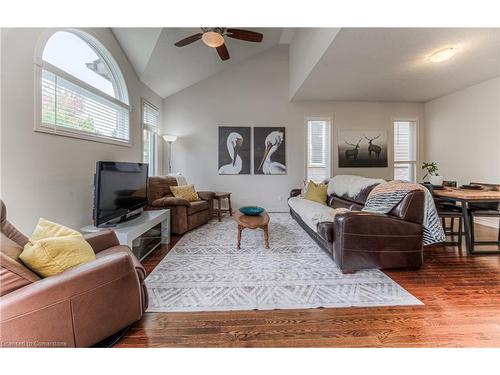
174 27 263 61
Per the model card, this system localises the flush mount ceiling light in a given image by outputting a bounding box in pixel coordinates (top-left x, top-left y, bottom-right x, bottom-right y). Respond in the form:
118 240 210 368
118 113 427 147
429 47 457 63
201 31 225 48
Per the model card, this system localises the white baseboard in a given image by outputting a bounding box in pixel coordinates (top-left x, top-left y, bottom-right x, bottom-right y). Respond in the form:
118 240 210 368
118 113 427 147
475 217 500 229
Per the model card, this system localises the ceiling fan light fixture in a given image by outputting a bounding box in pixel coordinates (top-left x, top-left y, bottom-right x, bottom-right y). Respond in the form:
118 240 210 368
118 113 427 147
429 47 457 63
202 31 224 48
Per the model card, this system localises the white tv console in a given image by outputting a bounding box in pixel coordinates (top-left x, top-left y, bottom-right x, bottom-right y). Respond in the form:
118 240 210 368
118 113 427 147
81 209 170 261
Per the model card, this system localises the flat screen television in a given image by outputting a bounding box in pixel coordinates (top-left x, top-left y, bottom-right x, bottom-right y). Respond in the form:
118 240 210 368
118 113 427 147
93 161 149 227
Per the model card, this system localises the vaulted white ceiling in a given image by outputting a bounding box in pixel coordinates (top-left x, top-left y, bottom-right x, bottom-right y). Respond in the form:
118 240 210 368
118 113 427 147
292 28 500 102
112 28 284 98
113 27 500 102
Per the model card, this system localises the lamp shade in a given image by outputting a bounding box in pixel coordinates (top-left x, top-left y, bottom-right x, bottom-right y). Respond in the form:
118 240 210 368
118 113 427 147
163 134 178 143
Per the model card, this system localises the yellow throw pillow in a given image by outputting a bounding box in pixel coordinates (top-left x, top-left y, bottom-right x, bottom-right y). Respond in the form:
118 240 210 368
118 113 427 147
170 184 200 202
303 181 328 205
19 218 96 278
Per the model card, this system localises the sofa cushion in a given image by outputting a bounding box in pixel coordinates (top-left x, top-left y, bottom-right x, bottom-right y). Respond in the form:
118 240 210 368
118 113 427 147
188 200 209 215
19 218 96 278
171 184 201 202
304 181 328 204
288 196 337 232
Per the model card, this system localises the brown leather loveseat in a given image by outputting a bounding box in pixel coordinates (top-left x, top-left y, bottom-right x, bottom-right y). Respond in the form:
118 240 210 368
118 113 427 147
146 176 215 234
289 182 425 273
0 200 147 347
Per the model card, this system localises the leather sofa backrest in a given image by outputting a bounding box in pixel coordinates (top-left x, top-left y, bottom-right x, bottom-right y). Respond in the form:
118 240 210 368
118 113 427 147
1 201 40 296
388 190 425 224
328 183 380 208
147 176 178 203
1 200 28 247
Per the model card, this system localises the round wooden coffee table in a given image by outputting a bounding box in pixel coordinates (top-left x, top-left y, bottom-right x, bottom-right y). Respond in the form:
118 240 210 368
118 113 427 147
233 210 270 249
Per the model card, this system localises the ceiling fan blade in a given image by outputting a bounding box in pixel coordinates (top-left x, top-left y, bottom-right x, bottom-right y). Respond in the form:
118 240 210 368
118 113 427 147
216 44 230 61
226 28 263 43
174 33 202 47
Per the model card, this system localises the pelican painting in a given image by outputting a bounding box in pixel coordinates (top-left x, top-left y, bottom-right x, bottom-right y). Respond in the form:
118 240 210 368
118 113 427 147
218 127 250 174
254 127 286 175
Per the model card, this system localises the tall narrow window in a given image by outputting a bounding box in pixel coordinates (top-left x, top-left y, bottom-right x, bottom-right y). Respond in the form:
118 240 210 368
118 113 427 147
142 101 160 176
393 120 417 182
306 119 331 183
37 30 130 145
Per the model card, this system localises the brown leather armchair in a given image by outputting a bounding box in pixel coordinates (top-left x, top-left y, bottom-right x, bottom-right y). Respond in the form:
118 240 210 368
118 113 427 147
0 200 147 347
146 176 215 234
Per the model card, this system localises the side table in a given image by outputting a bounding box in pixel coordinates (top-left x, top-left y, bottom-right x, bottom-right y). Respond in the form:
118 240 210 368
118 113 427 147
213 192 232 222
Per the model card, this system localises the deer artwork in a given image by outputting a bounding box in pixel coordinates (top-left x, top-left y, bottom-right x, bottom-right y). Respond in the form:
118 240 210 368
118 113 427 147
365 134 382 159
344 138 362 161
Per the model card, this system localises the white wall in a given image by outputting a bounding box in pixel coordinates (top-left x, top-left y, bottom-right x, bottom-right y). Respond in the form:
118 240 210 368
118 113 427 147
425 77 500 186
162 46 425 212
289 28 340 100
1 28 163 233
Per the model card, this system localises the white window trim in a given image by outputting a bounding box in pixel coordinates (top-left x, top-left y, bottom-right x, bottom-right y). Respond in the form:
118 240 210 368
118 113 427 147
307 121 326 167
33 28 132 147
392 118 419 182
142 99 160 176
304 116 333 181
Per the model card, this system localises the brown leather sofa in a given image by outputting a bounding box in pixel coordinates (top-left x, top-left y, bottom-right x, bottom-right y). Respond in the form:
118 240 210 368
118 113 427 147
0 200 147 347
289 185 425 273
146 176 215 234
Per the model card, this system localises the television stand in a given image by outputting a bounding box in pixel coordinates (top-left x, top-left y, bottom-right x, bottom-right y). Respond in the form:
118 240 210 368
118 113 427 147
81 209 170 261
99 211 142 228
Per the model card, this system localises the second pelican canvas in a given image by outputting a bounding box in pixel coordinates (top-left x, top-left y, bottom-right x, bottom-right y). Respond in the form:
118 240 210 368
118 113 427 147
218 126 251 175
254 127 286 175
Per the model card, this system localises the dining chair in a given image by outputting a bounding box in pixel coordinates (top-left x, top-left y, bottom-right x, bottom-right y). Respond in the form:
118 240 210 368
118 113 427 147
468 182 500 247
422 183 463 248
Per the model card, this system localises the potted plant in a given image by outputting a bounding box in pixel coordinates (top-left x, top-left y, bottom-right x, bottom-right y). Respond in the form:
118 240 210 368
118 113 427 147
422 162 443 186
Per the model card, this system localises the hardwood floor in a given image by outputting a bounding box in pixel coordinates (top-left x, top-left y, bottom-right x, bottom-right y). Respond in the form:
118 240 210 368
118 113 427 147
116 223 500 348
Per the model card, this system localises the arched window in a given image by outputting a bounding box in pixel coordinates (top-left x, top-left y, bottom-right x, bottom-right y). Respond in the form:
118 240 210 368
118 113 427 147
36 30 130 145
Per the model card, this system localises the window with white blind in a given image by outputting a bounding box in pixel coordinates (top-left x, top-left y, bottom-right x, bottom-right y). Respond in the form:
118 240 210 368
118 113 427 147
142 101 160 176
306 119 331 183
393 120 417 182
36 30 130 145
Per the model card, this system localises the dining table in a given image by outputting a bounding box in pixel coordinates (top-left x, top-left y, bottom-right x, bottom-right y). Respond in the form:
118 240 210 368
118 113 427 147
432 187 500 255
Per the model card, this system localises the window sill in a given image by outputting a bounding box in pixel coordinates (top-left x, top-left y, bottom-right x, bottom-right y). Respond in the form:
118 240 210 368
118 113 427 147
34 125 132 148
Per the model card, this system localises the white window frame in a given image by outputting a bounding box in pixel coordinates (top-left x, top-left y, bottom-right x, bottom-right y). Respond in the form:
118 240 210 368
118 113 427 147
305 116 332 182
393 118 418 183
142 99 160 176
34 29 131 147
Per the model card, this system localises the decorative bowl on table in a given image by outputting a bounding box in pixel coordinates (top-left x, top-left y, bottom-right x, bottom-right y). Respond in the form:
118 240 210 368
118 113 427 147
239 206 264 216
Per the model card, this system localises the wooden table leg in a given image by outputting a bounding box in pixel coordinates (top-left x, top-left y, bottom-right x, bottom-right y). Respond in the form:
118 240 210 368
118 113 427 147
217 197 222 222
263 225 269 249
237 225 243 249
228 195 233 216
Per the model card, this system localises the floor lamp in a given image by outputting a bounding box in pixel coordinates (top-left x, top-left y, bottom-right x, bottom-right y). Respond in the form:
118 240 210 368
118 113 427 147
163 135 178 173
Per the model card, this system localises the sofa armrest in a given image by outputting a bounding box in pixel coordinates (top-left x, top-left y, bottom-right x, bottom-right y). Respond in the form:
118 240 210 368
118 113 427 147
290 188 302 198
0 252 141 347
150 196 190 207
1 252 136 321
84 230 119 254
333 211 423 271
334 211 422 237
197 191 215 201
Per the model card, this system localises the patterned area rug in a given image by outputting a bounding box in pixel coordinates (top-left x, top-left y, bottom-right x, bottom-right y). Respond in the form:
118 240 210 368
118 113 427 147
146 213 421 312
